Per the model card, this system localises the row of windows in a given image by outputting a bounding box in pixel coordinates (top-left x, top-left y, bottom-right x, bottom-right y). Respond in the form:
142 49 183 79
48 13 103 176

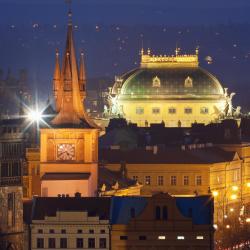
136 107 209 115
37 237 107 249
133 175 202 186
120 235 205 240
37 229 106 234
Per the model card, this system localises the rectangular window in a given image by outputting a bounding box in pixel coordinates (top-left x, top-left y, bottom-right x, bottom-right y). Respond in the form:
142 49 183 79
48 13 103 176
76 238 84 248
38 229 43 234
139 235 147 240
88 238 95 248
200 107 209 114
48 238 56 248
158 176 164 186
77 229 83 234
49 229 55 234
100 229 106 234
152 107 160 114
196 236 204 240
37 238 44 248
177 236 185 240
145 176 151 185
61 229 66 234
120 236 128 240
100 238 107 248
158 236 166 240
60 238 67 248
89 229 94 234
136 107 144 115
196 176 202 186
183 176 189 186
184 108 192 114
171 176 177 186
168 107 176 114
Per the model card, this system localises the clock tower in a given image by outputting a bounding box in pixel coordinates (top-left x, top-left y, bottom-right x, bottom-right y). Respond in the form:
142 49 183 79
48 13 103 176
40 10 99 197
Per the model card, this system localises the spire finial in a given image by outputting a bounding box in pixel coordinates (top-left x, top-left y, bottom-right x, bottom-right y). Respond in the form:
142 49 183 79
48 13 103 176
65 0 72 25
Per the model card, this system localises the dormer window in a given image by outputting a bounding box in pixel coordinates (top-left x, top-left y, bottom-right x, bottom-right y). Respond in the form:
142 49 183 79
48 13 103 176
152 76 161 87
184 76 193 88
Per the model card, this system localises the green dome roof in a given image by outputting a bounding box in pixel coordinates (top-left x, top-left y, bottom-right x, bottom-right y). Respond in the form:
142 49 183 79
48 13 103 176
118 67 224 99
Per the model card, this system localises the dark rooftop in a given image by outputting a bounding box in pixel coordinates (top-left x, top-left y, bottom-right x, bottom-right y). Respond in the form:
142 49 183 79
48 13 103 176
99 146 237 164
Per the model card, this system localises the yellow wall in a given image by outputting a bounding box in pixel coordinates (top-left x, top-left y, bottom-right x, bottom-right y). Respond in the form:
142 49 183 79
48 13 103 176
118 99 225 127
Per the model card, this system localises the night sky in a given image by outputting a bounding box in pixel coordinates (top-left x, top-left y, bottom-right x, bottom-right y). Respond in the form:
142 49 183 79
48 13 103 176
0 0 250 110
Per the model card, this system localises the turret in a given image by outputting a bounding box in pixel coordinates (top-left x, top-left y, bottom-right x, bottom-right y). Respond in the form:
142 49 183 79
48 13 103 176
53 49 61 112
79 51 86 101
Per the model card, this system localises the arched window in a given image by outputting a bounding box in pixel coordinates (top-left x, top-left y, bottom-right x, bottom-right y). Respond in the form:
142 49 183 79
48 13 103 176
155 206 161 220
162 206 168 220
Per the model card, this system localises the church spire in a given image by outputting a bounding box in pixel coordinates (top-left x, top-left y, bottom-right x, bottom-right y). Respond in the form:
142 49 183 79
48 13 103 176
51 8 97 128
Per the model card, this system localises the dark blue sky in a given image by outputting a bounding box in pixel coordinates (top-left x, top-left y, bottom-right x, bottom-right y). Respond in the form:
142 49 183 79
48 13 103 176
1 0 250 26
0 0 250 110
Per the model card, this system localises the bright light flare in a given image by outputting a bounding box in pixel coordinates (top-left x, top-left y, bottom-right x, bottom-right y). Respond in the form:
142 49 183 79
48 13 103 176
27 110 43 122
232 185 238 191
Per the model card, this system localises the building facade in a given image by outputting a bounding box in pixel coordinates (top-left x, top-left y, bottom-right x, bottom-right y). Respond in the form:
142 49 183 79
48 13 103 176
39 10 99 197
109 48 233 127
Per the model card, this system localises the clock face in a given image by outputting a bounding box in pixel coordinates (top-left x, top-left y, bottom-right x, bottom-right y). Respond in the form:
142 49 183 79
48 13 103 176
57 144 75 160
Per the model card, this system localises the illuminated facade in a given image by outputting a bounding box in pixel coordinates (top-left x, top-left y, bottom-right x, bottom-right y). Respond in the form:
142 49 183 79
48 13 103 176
111 48 228 127
40 10 99 197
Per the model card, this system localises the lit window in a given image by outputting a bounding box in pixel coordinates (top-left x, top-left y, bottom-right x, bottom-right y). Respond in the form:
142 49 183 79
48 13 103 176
158 236 166 240
183 176 189 185
184 108 192 114
158 176 164 186
171 176 177 186
200 107 209 114
184 76 193 88
177 236 185 240
152 76 161 87
152 108 160 114
136 107 144 115
168 107 176 114
196 236 204 240
145 176 151 185
196 176 202 186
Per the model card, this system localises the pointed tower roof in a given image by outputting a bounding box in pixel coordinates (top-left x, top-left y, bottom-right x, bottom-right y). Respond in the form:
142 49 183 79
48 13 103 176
51 10 97 128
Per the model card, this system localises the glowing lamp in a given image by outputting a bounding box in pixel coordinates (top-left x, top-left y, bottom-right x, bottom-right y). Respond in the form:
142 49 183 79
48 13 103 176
246 218 250 223
212 191 218 197
226 224 230 229
231 194 237 200
230 208 234 212
247 182 250 188
232 186 238 191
